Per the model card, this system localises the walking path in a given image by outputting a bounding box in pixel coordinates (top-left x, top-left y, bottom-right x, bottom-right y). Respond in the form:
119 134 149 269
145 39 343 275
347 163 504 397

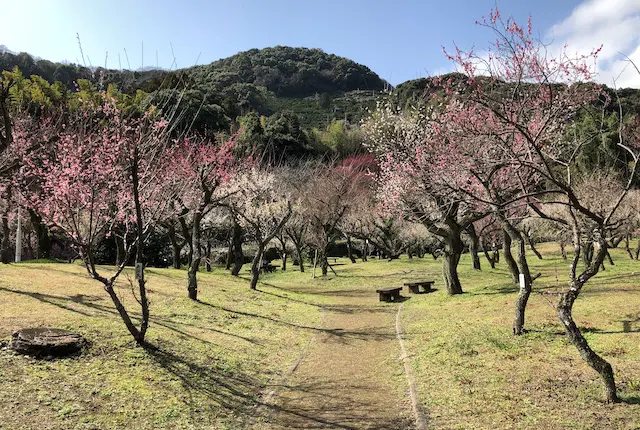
254 281 418 429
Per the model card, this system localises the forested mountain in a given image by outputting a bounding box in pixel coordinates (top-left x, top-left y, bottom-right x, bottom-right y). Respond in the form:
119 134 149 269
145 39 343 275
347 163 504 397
187 46 386 96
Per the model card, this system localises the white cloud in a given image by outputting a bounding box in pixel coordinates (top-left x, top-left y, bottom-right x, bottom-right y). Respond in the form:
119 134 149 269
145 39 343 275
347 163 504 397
548 0 640 88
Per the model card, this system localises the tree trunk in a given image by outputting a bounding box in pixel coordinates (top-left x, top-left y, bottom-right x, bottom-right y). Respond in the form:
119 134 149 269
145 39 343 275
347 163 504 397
250 244 264 290
513 236 532 335
28 209 50 259
605 249 614 266
130 147 149 344
167 224 182 269
482 242 496 269
583 241 594 266
558 284 619 402
115 235 125 266
467 224 481 270
231 220 244 276
442 232 464 295
104 282 143 342
560 240 567 260
1 185 12 264
362 240 368 262
294 243 305 272
346 235 356 263
503 229 519 284
625 234 633 259
526 234 543 260
187 213 202 300
320 248 328 276
1 209 10 264
276 236 287 271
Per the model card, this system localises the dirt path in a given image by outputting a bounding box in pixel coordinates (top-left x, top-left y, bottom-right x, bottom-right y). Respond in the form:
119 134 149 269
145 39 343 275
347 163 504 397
254 283 414 429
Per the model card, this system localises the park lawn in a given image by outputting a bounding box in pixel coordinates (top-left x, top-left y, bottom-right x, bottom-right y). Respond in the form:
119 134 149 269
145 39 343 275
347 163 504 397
0 262 326 429
0 244 638 429
401 243 640 429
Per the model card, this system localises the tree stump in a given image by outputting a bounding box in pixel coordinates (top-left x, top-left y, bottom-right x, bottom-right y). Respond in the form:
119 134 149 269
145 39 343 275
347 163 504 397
8 328 87 358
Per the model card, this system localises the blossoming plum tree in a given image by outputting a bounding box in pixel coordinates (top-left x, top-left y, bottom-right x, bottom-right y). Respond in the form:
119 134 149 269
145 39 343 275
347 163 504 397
13 97 172 344
163 135 239 300
443 8 639 402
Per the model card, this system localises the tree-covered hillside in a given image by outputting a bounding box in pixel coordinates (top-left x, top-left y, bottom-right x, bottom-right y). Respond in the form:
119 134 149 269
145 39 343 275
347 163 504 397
186 46 386 97
0 46 388 133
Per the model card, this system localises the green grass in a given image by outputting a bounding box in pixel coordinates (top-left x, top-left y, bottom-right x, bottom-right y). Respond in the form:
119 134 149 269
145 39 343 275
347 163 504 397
0 264 324 429
401 243 640 429
0 244 638 429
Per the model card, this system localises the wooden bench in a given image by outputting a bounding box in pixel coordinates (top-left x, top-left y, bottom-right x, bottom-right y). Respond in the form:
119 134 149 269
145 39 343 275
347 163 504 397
403 280 434 294
262 264 280 273
376 286 402 302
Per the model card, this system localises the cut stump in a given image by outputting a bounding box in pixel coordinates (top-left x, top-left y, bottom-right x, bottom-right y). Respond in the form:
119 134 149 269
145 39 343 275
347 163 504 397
8 328 87 358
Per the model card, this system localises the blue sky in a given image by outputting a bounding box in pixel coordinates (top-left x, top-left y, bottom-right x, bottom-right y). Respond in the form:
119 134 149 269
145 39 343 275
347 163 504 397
1 0 639 86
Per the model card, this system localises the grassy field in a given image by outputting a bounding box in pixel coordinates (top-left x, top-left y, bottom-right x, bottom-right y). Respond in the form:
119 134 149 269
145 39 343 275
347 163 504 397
0 263 326 429
0 243 638 429
402 243 640 429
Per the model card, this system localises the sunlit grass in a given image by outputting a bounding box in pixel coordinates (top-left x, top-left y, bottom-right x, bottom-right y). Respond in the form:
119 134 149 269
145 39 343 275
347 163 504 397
401 243 640 429
0 243 638 429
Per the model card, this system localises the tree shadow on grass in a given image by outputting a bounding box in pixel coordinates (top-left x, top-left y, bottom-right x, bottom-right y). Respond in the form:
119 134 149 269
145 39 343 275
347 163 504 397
622 395 640 405
141 341 261 426
196 300 395 343
0 286 102 318
260 378 414 429
0 286 257 345
141 342 388 429
471 285 518 296
255 286 324 308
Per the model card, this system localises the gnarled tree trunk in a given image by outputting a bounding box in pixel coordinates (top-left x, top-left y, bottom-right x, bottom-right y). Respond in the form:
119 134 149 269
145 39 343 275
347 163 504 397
205 241 212 272
466 224 481 270
28 209 50 259
525 233 542 260
187 212 202 300
1 209 10 264
512 235 533 335
346 234 356 263
319 247 329 276
167 224 182 269
294 243 305 272
481 238 496 269
231 220 244 276
442 231 464 295
1 185 12 264
250 244 265 290
503 229 519 283
560 239 567 260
